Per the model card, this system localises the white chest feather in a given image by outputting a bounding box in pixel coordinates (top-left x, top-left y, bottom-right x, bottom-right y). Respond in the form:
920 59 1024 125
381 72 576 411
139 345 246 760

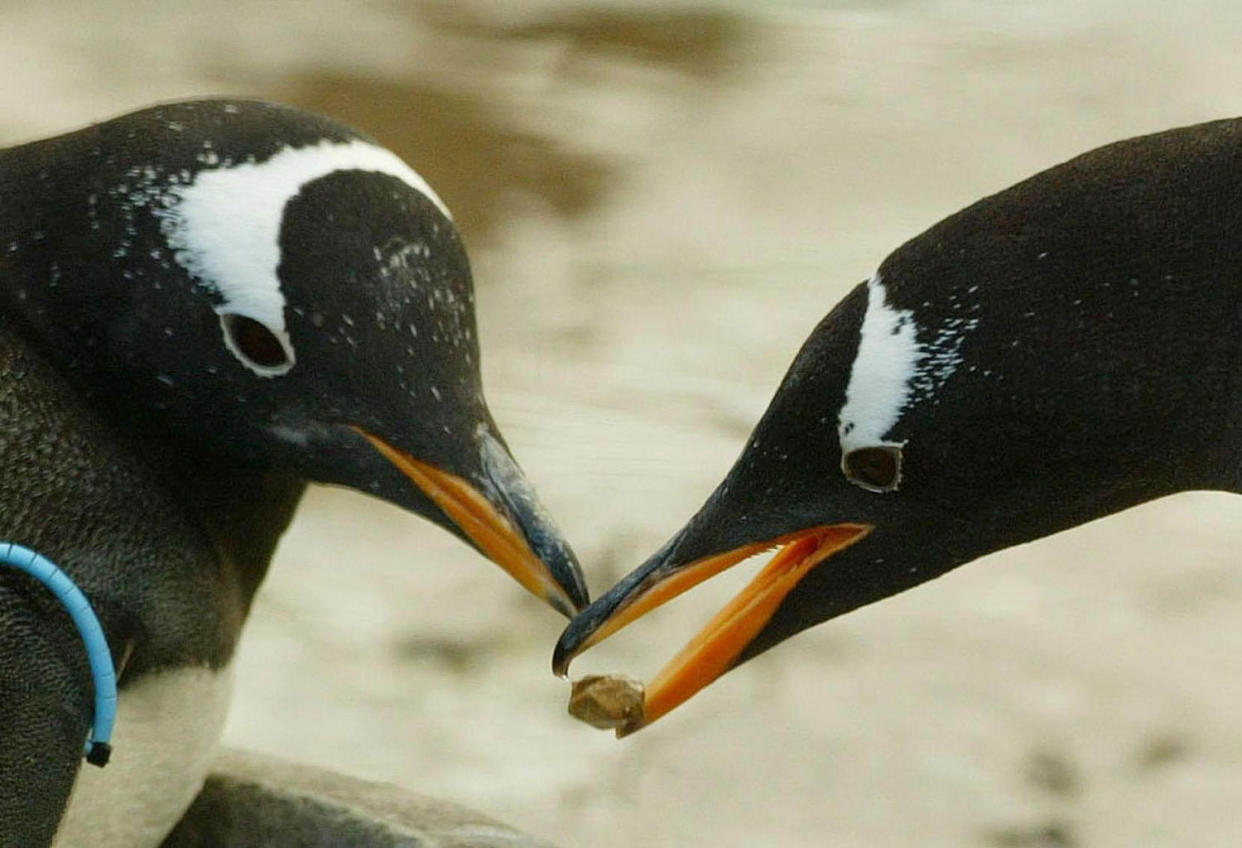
53 664 234 848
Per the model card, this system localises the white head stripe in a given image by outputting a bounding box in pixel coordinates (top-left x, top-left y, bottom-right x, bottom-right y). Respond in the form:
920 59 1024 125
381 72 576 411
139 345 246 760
157 139 450 334
837 274 920 454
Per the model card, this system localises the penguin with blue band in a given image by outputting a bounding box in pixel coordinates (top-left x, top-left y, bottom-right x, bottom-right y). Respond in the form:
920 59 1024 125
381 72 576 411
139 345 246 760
0 99 588 847
555 118 1241 734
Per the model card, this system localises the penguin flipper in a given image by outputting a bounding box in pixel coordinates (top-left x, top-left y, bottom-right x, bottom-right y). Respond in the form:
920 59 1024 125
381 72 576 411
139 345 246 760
0 576 95 848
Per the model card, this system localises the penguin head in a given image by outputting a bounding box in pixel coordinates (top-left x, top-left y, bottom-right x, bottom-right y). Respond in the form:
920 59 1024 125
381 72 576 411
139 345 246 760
555 120 1242 729
553 271 1015 728
2 99 588 616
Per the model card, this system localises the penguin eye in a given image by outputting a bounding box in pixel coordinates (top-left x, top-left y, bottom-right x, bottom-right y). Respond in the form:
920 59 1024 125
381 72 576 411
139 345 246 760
843 446 902 493
220 313 293 375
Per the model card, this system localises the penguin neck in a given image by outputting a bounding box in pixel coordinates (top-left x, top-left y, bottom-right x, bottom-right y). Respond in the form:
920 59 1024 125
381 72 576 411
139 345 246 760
162 448 307 609
1 138 305 605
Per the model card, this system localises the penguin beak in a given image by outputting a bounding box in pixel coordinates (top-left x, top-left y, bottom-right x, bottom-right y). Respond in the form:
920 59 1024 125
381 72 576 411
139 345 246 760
554 523 872 734
356 429 589 618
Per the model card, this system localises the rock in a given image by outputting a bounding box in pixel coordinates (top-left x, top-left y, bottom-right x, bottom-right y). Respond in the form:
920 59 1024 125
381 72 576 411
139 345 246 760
161 748 556 848
567 674 645 735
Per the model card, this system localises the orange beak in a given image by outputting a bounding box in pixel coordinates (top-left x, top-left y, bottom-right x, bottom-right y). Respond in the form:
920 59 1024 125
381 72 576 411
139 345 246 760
357 429 586 617
555 523 872 735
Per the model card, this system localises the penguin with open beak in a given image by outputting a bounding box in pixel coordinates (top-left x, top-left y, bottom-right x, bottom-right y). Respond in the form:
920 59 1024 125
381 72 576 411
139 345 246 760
555 117 1241 734
0 99 587 847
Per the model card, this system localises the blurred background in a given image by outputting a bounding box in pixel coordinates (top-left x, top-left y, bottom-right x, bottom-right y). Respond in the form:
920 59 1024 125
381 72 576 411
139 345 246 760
4 1 1242 845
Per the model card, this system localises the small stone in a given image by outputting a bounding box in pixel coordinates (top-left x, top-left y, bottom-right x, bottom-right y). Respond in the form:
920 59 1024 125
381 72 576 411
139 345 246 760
568 674 645 734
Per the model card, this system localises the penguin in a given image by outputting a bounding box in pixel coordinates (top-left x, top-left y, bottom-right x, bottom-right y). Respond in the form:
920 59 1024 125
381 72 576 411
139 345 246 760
0 99 588 847
555 117 1242 733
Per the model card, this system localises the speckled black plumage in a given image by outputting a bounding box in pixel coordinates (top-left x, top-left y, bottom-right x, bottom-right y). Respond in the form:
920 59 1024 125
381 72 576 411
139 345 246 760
0 312 252 845
561 117 1242 680
0 100 584 847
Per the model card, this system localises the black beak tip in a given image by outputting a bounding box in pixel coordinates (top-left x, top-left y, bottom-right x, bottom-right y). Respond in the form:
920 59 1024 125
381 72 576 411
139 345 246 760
549 592 579 621
551 630 576 678
551 595 616 677
526 531 590 616
562 566 590 615
549 545 673 676
475 428 589 615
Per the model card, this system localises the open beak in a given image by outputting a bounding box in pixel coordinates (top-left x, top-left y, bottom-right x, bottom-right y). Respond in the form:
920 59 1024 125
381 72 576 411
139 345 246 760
554 522 872 734
357 429 589 618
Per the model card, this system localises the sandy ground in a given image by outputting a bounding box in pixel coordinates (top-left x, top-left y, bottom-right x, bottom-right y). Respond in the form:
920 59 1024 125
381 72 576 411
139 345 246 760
3 1 1241 845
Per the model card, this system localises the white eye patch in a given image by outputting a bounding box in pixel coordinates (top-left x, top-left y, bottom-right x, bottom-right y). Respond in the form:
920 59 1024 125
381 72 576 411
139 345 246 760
836 273 980 489
837 274 919 457
156 138 450 374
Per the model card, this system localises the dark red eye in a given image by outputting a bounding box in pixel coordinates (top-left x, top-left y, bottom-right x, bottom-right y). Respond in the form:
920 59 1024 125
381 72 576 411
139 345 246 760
221 313 291 371
843 446 902 492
